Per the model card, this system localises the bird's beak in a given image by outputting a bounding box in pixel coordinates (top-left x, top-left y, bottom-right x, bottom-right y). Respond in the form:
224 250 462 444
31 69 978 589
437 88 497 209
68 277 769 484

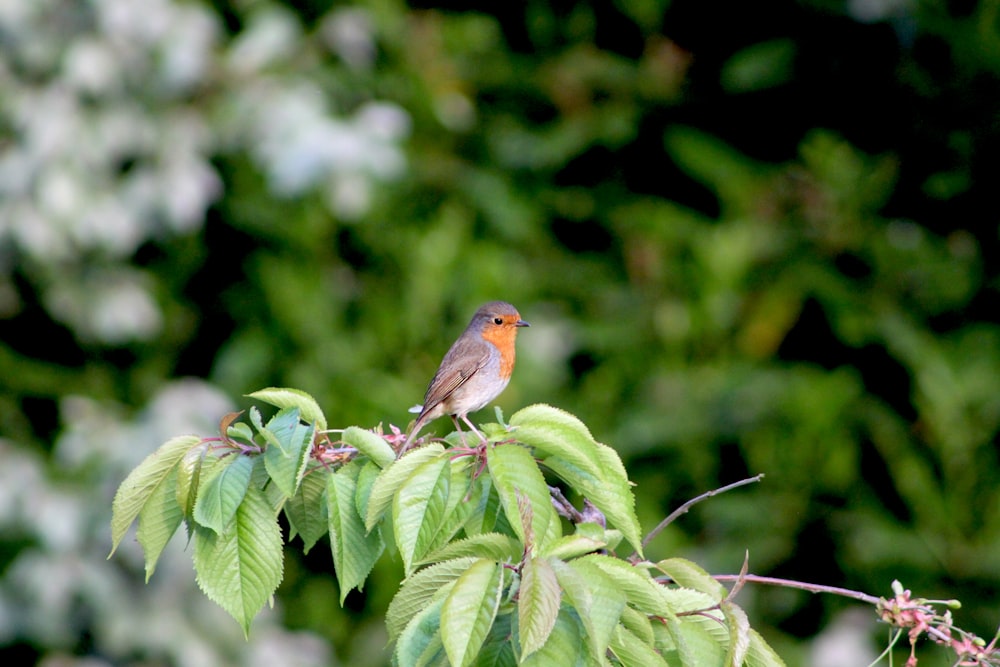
515 319 530 327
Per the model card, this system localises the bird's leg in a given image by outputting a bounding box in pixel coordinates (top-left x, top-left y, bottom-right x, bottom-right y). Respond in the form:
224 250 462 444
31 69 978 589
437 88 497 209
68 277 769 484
450 415 470 447
459 414 488 444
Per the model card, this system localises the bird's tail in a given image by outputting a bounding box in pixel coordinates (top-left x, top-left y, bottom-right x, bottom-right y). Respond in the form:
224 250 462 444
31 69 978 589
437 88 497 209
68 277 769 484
399 413 427 455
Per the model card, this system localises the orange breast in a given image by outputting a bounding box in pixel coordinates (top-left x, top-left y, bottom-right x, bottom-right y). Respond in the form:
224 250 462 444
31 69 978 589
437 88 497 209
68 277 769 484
481 324 519 379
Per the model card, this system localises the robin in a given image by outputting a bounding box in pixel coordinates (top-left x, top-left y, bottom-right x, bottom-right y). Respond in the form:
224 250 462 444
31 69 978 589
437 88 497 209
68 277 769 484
400 301 529 453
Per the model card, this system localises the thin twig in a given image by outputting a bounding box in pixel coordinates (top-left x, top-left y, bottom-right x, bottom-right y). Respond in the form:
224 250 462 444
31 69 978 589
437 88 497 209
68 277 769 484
549 485 583 522
706 573 882 606
636 474 765 555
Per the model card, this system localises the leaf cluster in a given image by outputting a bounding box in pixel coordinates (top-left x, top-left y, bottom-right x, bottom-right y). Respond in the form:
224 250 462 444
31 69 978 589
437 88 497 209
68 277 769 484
110 388 784 665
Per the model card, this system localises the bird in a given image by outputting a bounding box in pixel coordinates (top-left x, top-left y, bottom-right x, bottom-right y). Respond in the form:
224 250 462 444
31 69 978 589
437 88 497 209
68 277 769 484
400 301 529 453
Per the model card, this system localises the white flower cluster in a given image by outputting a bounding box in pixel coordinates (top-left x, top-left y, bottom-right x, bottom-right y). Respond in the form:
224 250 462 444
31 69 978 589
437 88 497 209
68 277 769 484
0 0 221 262
224 6 410 218
0 0 409 343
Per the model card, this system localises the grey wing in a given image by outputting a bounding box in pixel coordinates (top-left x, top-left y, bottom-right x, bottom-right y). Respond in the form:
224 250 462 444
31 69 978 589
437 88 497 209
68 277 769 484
420 346 491 417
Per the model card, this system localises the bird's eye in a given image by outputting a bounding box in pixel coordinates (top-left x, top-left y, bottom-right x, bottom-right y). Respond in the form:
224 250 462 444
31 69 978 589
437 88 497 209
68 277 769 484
493 317 503 325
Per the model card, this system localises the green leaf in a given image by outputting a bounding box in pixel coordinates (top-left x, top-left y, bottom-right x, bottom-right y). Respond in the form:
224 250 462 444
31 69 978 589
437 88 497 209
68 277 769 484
422 458 477 556
354 458 381 519
328 460 385 603
654 593 731 666
609 623 670 667
247 387 328 432
415 633 448 667
592 439 642 542
532 426 642 555
259 405 302 445
228 419 256 445
109 435 201 556
509 404 603 478
262 408 314 498
193 453 256 534
511 406 643 556
394 454 451 575
510 404 645 553
395 594 446 667
619 603 656 646
557 557 627 661
175 440 213 522
417 533 522 567
669 614 727 667
578 554 672 617
520 607 585 667
365 444 445 532
518 556 561 661
549 562 597 650
510 404 594 437
192 484 284 636
745 629 787 667
462 475 500 537
656 558 729 601
440 558 504 667
260 460 288 514
136 456 185 581
721 600 751 667
388 557 476 639
661 586 723 616
284 466 329 553
474 612 517 667
486 443 557 553
343 425 396 468
541 452 643 558
540 532 608 561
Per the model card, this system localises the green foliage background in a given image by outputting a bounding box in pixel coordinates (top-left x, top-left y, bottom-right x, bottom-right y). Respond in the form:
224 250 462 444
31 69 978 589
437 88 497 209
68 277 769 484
2 0 999 664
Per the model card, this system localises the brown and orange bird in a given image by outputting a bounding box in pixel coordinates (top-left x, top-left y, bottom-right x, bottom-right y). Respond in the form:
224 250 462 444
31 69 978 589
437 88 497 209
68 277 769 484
401 301 529 452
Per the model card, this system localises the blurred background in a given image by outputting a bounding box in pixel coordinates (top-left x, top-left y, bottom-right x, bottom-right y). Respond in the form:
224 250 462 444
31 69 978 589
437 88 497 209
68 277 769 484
2 0 998 665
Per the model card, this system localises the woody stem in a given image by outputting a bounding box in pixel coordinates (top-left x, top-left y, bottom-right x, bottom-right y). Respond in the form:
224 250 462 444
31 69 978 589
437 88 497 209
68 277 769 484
634 474 765 557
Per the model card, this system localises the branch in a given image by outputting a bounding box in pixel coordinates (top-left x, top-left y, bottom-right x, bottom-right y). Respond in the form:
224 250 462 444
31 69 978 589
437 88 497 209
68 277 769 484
708 573 881 606
634 474 765 557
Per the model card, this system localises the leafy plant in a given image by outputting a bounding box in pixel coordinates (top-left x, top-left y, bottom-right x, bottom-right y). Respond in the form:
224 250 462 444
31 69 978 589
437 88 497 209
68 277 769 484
110 388 785 665
111 387 1000 666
